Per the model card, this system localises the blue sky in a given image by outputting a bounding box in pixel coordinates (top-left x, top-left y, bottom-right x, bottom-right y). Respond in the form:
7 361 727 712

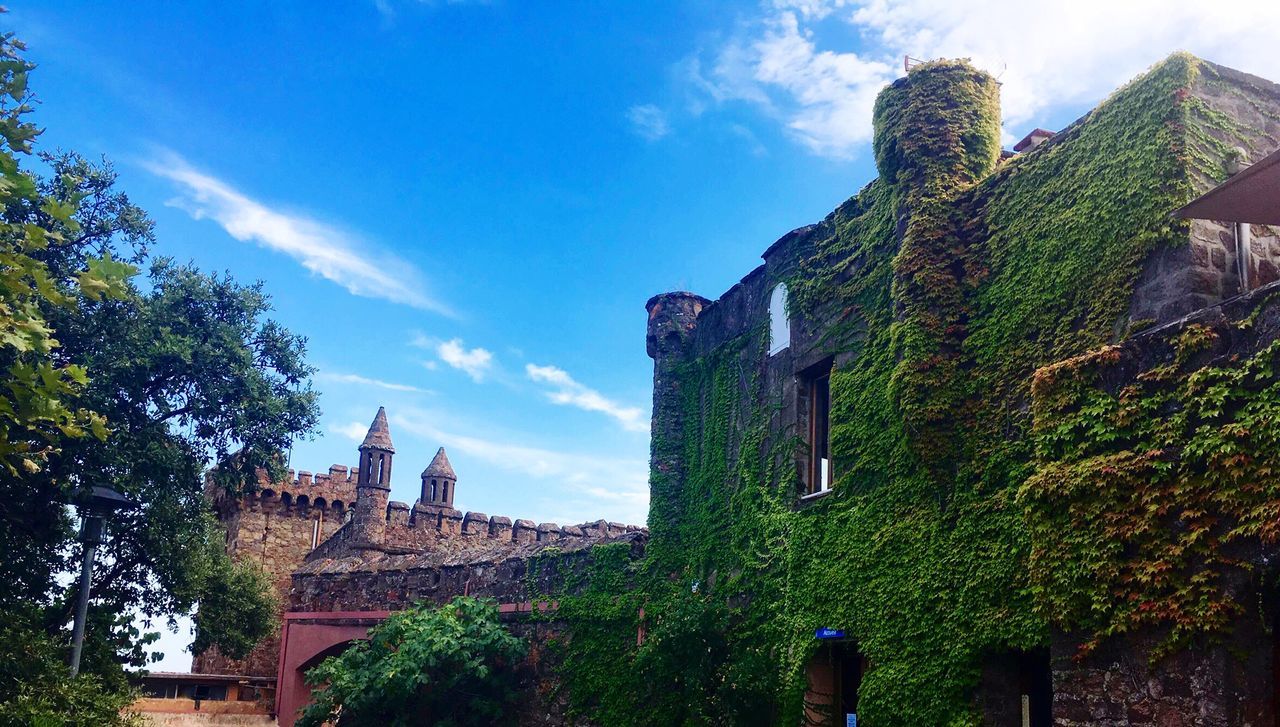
15 0 1280 670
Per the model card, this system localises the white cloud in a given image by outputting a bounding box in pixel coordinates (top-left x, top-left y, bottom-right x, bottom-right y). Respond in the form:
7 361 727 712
316 371 430 393
690 0 1280 159
627 104 672 141
526 363 649 433
330 420 371 442
143 150 451 315
393 408 649 524
437 338 494 382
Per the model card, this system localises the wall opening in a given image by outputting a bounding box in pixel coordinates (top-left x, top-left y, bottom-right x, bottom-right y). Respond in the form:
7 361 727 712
978 649 1052 727
769 284 791 356
802 358 834 495
804 640 865 726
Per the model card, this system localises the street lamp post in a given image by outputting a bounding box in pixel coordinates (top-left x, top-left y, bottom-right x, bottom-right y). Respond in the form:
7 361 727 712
69 485 134 677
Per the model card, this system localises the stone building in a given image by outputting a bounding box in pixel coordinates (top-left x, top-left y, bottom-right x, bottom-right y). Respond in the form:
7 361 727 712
195 407 646 726
642 54 1280 726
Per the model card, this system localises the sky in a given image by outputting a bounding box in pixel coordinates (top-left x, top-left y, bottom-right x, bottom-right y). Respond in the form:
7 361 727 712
13 0 1280 671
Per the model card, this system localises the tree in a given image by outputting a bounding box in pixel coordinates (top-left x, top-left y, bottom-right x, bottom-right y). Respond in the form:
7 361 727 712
0 20 317 710
0 31 128 481
297 597 528 727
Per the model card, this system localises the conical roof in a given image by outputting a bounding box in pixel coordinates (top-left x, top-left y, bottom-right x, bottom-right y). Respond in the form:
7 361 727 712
359 407 395 453
421 447 455 479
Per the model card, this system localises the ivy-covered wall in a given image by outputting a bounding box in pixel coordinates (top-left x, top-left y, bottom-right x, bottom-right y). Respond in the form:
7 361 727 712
547 55 1280 726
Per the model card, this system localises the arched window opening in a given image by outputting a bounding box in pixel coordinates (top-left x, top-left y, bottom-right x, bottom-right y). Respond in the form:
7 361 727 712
431 479 438 501
442 481 449 502
769 284 791 356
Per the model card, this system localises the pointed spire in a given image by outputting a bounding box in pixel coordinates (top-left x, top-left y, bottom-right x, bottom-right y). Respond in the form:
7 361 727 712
421 447 455 479
359 407 395 453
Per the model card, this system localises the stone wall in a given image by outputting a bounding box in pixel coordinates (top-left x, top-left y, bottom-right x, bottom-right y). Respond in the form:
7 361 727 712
193 466 359 676
310 502 643 560
1130 62 1280 324
290 531 646 612
1036 280 1280 727
1050 622 1272 727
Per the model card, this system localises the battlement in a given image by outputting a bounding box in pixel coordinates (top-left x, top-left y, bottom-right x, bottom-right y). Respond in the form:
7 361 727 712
212 463 362 517
309 499 646 559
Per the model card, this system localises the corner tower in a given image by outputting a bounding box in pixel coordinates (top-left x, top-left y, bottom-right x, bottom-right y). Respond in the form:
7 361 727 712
350 406 394 548
418 447 457 509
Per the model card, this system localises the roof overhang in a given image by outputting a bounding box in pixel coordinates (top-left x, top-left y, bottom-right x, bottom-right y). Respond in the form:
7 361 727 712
1174 146 1280 224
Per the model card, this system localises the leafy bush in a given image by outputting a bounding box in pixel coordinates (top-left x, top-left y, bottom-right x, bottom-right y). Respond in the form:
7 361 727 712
297 597 527 727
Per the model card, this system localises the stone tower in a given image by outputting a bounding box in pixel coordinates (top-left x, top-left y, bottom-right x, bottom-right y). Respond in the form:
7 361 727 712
645 291 710 547
350 406 394 548
418 447 457 509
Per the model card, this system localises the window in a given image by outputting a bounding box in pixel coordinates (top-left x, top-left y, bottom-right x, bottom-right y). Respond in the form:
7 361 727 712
805 360 833 495
769 284 790 355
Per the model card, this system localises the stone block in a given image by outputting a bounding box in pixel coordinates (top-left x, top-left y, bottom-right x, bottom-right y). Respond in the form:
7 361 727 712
462 512 489 536
513 519 538 544
488 515 513 539
440 508 464 535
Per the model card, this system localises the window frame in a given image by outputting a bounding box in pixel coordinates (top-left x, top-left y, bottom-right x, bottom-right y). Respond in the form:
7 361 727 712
801 358 834 496
768 284 791 356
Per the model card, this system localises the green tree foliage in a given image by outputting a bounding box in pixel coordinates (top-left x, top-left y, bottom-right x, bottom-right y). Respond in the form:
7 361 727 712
0 23 317 717
0 31 126 478
0 609 142 727
297 597 528 727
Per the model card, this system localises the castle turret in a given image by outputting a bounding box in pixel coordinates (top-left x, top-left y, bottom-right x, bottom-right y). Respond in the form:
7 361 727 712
645 292 710 558
350 406 394 548
418 447 457 509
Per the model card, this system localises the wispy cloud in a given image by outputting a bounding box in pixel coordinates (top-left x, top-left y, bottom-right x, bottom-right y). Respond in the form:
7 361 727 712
526 363 649 433
143 150 451 314
317 371 431 393
393 408 649 524
330 420 371 442
437 338 494 382
627 104 672 141
688 0 1280 159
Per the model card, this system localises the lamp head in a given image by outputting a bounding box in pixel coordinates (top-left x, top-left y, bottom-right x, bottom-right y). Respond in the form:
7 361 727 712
79 486 135 518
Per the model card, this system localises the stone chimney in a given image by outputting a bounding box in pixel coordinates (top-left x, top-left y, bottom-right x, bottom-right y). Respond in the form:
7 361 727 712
1014 127 1055 154
418 447 457 509
350 407 394 549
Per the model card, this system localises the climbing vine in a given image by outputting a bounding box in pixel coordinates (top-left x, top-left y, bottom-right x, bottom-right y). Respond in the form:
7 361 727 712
1023 320 1280 655
540 53 1279 726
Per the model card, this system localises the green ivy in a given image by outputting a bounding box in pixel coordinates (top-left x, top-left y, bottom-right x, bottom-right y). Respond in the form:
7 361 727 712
541 53 1269 725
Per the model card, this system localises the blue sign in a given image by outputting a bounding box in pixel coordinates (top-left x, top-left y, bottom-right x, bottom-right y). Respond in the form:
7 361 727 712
814 627 845 640
846 714 857 727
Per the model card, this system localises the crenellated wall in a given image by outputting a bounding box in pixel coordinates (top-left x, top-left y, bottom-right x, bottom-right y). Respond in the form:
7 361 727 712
198 456 646 680
194 464 360 676
312 499 645 559
290 531 648 613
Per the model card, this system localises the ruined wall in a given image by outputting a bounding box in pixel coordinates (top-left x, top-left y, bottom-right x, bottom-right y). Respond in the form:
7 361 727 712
193 466 359 676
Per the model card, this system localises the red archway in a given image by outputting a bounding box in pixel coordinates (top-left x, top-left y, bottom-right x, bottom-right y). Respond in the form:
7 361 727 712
274 611 389 727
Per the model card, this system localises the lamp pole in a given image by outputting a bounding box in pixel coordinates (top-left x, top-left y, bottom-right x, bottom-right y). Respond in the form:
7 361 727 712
69 485 134 677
